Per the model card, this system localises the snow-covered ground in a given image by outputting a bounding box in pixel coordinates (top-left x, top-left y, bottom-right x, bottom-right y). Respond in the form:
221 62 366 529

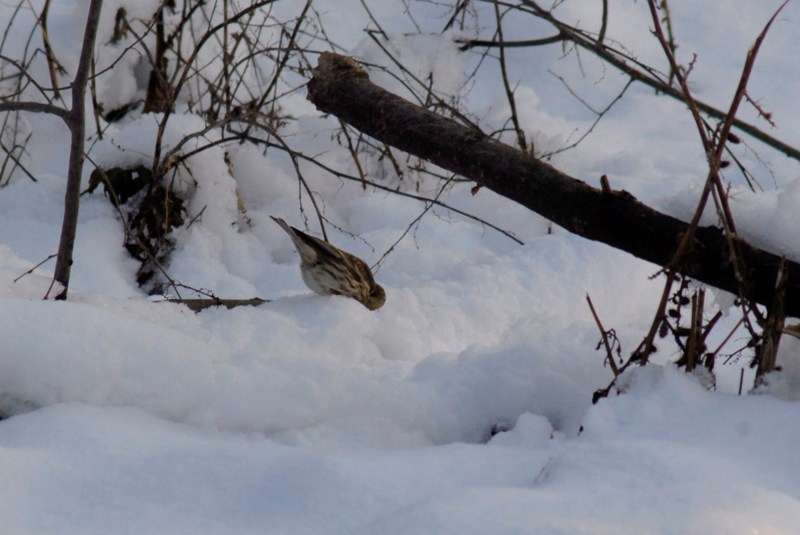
0 1 799 533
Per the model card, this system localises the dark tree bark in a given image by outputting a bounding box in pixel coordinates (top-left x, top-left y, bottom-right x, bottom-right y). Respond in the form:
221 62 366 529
306 52 800 317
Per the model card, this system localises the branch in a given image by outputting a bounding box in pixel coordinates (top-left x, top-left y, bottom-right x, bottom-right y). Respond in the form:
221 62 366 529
37 0 66 101
52 0 103 299
306 52 800 318
164 297 268 312
459 34 564 51
493 1 526 151
151 0 280 174
0 100 68 121
461 2 800 163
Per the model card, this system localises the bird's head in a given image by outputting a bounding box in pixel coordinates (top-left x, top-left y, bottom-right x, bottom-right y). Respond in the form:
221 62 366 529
363 283 386 310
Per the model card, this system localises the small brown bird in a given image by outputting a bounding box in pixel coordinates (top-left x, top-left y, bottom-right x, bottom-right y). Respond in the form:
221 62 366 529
271 216 386 310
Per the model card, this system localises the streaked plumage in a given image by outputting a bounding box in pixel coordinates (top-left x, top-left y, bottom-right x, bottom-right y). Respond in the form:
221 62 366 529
271 216 386 310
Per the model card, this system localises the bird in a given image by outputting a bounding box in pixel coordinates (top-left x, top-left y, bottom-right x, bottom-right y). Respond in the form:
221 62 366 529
270 216 386 310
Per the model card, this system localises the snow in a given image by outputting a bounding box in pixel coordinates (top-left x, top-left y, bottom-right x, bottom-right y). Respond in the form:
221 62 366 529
0 0 799 533
1 371 798 534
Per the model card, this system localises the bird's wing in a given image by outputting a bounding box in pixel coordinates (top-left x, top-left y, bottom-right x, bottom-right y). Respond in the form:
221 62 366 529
344 252 376 285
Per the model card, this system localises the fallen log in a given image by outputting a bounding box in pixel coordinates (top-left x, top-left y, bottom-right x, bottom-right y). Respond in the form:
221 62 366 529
306 52 799 317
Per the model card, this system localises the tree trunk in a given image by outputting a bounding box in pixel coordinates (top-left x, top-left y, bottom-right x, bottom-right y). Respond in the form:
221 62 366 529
306 52 800 317
52 0 103 299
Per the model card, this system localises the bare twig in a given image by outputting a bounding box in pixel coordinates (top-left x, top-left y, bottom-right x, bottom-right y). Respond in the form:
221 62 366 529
648 0 787 297
587 294 620 376
231 116 328 240
657 0 679 85
597 0 609 45
463 1 800 163
0 135 37 184
338 119 368 189
493 2 526 151
684 288 705 372
754 257 788 383
544 74 633 157
152 1 279 176
13 253 57 283
36 0 65 101
243 0 312 136
372 174 454 270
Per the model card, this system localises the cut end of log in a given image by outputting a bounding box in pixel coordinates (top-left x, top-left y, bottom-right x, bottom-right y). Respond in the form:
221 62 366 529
308 52 369 105
316 52 369 79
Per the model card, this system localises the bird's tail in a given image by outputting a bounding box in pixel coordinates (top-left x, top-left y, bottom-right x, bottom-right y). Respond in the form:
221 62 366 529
270 216 321 264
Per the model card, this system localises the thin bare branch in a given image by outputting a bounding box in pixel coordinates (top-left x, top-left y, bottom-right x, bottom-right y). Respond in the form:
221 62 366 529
467 1 800 163
36 0 65 101
13 253 57 283
587 294 620 376
0 100 68 120
372 174 454 270
152 0 280 174
493 1 526 151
